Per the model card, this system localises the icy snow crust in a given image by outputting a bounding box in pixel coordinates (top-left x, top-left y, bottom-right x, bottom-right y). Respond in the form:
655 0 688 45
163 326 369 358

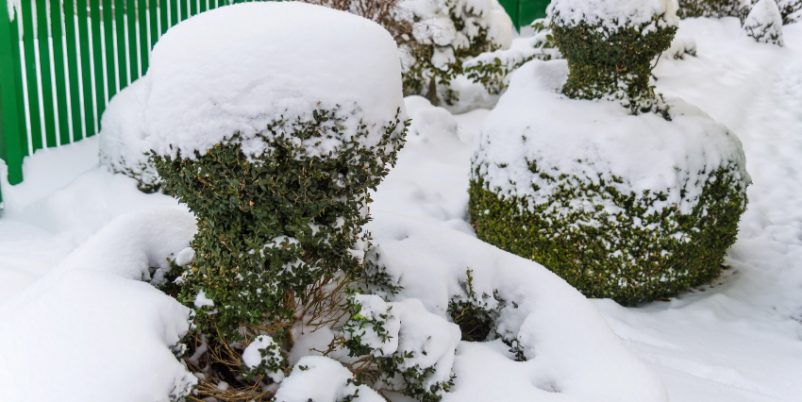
475 59 748 217
144 2 404 159
549 0 679 29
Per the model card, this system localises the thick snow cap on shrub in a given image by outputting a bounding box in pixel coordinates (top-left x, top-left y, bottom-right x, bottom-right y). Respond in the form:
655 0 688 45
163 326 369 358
98 79 158 190
144 2 404 159
744 0 785 45
549 0 679 29
475 60 747 215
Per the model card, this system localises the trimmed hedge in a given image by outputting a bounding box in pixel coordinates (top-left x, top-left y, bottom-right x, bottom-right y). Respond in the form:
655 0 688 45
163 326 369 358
153 108 405 339
469 163 747 305
550 12 676 114
678 0 752 20
469 1 750 305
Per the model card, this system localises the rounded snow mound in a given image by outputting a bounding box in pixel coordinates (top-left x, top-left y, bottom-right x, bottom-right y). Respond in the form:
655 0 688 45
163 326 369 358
476 59 747 215
144 2 404 159
549 0 679 29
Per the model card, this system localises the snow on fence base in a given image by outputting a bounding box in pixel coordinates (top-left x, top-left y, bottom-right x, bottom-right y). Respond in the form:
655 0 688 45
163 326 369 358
0 0 271 207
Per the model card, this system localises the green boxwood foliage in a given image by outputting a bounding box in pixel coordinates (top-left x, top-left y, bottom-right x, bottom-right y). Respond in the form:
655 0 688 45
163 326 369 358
678 0 751 20
152 107 405 340
550 12 676 115
469 163 747 306
462 19 559 96
400 0 502 106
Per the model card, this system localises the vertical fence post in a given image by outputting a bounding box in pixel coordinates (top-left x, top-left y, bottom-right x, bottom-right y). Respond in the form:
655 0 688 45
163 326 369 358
0 0 27 210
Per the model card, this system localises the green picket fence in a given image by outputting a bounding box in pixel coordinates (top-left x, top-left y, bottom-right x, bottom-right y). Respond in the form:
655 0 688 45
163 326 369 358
499 0 550 30
0 0 265 206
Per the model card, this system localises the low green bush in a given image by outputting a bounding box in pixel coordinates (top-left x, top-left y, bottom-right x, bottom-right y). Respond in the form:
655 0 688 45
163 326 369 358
469 1 750 305
678 0 752 20
469 163 747 306
550 11 676 114
153 108 405 339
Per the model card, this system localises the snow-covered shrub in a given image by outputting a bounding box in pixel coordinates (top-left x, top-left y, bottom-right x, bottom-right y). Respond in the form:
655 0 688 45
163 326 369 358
98 79 161 192
469 0 750 306
678 0 752 19
341 296 460 401
447 268 504 342
550 0 678 114
744 0 785 45
145 3 407 399
306 0 514 106
777 0 802 23
462 19 559 96
663 35 698 60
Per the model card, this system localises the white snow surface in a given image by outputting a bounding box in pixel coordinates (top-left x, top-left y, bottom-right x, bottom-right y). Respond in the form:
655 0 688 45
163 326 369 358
549 0 679 29
1 16 802 402
475 59 748 216
98 78 157 185
275 356 383 402
0 208 197 402
143 2 404 159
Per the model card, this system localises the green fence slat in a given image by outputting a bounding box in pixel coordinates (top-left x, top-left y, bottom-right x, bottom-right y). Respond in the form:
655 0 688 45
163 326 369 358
159 0 168 35
180 0 188 22
77 0 96 137
102 0 117 100
141 0 152 72
499 0 550 31
200 0 208 13
51 0 72 145
36 0 57 148
0 1 26 185
115 0 128 89
190 0 198 16
64 0 84 142
170 0 178 26
20 0 41 151
149 0 159 47
520 0 549 24
126 0 137 79
90 0 105 134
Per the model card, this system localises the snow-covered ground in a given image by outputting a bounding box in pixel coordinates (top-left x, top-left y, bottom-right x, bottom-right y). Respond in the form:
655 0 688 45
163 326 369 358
1 17 801 401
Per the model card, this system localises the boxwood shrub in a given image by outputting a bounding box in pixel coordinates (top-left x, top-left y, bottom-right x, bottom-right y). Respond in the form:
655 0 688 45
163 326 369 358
153 107 406 339
469 163 747 305
469 1 749 305
678 0 752 20
550 9 676 114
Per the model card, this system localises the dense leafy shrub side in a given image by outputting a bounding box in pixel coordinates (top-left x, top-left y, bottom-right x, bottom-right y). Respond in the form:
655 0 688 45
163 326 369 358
468 163 747 306
153 109 405 339
678 0 752 19
153 108 411 399
551 13 676 115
